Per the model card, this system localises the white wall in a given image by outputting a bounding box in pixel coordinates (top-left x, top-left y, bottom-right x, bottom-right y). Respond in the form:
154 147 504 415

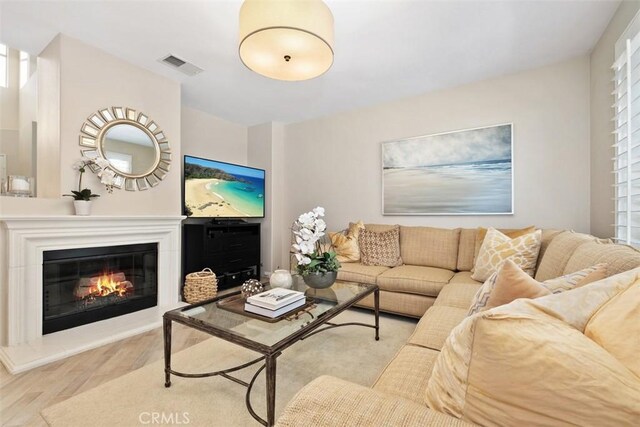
181 106 247 165
0 49 19 130
590 1 640 239
282 56 591 264
0 47 36 178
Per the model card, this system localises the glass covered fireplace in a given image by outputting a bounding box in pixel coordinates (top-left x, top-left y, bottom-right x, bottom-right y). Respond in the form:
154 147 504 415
42 243 158 334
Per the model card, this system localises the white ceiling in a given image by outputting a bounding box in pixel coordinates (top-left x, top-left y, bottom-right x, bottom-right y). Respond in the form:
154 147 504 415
0 0 620 126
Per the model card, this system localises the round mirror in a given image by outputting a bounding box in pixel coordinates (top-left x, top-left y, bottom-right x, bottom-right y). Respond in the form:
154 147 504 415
78 107 171 191
101 124 158 175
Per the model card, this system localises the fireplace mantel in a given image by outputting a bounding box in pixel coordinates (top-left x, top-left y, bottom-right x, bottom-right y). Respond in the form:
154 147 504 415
0 215 185 373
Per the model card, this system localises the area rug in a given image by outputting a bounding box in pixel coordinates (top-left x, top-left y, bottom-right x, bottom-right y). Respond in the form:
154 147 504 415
41 309 416 426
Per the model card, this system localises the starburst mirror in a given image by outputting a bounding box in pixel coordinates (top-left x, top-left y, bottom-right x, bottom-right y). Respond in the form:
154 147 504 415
78 107 171 191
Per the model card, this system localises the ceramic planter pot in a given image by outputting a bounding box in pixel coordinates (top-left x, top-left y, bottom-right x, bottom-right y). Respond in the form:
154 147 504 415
302 271 337 289
73 200 92 216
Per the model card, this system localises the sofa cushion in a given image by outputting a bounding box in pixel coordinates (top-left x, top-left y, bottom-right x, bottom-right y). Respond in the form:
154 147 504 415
363 223 398 233
377 265 454 297
408 306 468 351
563 241 640 277
537 228 565 269
359 227 403 267
434 281 482 310
400 226 460 270
337 262 389 285
426 268 640 426
471 227 542 281
275 375 474 427
534 230 595 281
456 229 477 271
372 344 439 403
585 279 640 378
356 290 436 318
448 271 482 286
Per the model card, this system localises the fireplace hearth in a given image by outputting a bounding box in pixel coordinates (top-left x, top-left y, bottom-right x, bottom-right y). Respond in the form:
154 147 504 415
43 243 158 334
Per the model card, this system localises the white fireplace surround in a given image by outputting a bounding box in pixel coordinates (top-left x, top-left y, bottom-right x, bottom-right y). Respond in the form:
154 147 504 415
0 216 184 373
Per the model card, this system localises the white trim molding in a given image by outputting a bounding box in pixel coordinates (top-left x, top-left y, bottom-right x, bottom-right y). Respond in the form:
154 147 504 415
0 215 185 373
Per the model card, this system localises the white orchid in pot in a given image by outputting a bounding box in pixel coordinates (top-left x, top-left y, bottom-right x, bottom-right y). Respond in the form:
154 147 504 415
291 207 340 289
63 156 115 215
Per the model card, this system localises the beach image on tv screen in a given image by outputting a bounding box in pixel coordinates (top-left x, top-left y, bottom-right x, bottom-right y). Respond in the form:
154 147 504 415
184 156 265 218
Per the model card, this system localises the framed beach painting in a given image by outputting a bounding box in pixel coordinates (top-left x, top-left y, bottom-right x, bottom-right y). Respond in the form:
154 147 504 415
382 124 513 215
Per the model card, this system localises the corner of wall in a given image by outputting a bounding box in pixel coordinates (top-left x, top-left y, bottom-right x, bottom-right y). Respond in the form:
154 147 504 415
36 34 62 198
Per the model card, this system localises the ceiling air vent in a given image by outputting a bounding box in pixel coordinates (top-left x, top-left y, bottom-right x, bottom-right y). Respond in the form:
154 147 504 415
158 54 203 76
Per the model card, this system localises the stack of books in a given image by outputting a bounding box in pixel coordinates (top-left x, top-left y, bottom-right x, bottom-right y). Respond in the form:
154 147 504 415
245 288 306 318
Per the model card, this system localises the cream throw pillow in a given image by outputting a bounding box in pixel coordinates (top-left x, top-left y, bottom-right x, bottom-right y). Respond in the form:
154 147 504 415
468 261 608 315
329 221 365 263
426 268 640 426
467 260 551 315
471 227 541 282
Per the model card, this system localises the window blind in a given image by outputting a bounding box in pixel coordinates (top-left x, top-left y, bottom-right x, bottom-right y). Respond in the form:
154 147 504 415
613 30 640 245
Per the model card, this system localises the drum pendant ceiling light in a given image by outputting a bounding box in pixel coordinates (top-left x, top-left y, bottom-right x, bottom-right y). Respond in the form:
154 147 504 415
239 0 334 81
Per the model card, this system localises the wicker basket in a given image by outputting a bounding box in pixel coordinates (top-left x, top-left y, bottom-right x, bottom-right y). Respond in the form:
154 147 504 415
183 268 218 304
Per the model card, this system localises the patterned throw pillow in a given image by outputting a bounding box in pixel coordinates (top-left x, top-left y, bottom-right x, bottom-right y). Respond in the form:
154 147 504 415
471 227 542 282
358 226 403 267
329 221 365 263
542 263 607 293
468 261 609 315
473 226 537 266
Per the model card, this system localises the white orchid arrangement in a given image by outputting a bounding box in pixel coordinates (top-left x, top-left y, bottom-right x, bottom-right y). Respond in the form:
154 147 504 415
63 155 115 201
291 207 340 275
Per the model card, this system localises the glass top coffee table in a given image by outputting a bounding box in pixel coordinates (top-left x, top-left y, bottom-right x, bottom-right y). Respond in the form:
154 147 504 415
163 277 379 426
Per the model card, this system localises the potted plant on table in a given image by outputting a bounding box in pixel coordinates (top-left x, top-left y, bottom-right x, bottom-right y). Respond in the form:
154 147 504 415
291 206 341 289
64 156 115 215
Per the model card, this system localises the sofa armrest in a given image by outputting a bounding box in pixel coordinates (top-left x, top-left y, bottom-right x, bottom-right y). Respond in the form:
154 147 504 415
276 375 474 427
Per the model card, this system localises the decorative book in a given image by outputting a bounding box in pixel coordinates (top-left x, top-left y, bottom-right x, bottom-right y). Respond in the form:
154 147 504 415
247 288 305 310
244 298 306 318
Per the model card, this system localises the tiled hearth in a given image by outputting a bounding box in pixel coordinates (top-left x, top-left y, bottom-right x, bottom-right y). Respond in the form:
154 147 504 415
0 216 184 373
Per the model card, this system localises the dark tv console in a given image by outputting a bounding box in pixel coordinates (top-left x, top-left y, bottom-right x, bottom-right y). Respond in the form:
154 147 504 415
182 221 261 294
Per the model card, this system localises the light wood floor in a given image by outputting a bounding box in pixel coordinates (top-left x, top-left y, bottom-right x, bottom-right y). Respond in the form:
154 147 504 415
0 324 211 427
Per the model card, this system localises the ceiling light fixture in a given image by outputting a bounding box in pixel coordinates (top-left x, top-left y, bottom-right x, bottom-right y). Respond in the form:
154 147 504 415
239 0 334 81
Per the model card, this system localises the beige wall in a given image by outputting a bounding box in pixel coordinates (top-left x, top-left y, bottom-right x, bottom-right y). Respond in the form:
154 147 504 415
282 56 591 263
247 122 286 274
34 35 61 199
58 35 181 215
590 1 640 239
181 106 247 165
1 34 182 215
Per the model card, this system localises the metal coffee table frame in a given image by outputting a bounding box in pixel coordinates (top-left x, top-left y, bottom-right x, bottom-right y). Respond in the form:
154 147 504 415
163 284 379 426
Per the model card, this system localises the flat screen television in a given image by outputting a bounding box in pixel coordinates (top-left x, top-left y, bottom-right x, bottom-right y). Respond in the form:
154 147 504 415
183 155 265 218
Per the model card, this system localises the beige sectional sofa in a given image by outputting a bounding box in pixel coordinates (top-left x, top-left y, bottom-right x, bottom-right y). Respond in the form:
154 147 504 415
276 226 640 426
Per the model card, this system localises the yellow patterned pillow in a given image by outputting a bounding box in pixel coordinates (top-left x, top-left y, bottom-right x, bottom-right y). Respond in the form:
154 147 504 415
329 221 365 263
471 227 542 282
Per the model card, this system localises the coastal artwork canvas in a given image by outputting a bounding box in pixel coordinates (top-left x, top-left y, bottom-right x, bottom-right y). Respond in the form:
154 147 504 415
184 155 265 218
382 124 513 215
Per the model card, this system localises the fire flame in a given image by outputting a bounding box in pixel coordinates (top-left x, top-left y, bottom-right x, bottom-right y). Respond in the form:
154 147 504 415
93 274 129 297
74 271 134 301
